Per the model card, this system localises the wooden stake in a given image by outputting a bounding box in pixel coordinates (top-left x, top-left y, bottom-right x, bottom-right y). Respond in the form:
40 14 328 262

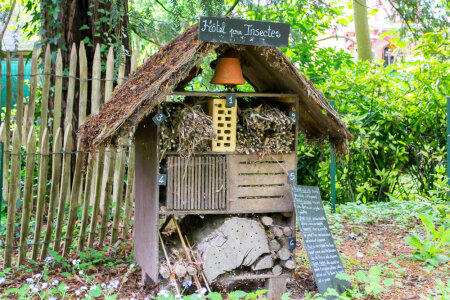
171 216 202 290
158 231 180 295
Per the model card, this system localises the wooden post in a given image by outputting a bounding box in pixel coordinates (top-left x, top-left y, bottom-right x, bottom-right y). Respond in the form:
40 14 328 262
16 54 24 140
4 128 21 268
53 50 63 140
40 128 62 260
98 47 115 247
53 125 73 252
40 45 51 141
3 52 12 203
87 44 104 248
122 143 135 240
111 138 127 243
78 42 88 127
63 138 83 256
265 277 287 300
78 155 93 251
64 43 77 129
18 129 36 265
24 48 39 142
31 129 49 260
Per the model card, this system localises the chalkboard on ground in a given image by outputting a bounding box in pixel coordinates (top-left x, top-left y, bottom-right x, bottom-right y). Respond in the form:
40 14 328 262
198 17 290 47
291 185 350 298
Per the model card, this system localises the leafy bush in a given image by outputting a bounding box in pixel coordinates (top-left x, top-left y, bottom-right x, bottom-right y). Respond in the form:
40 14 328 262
297 32 450 204
404 214 450 267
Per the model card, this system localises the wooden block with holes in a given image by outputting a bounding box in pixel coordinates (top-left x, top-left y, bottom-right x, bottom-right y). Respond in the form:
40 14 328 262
209 98 237 152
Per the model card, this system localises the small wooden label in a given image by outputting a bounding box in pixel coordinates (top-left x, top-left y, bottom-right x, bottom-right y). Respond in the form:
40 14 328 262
157 174 167 186
226 93 236 108
198 17 290 47
152 112 167 125
288 170 297 183
292 185 350 297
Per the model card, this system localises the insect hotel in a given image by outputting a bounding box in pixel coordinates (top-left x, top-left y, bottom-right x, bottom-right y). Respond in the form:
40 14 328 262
80 20 351 298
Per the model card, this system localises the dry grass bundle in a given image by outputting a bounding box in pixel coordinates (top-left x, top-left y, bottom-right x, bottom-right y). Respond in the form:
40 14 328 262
159 103 217 159
237 105 294 156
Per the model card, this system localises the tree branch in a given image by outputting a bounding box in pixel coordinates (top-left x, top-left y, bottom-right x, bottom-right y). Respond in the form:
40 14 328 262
316 35 356 44
0 0 17 50
225 0 241 16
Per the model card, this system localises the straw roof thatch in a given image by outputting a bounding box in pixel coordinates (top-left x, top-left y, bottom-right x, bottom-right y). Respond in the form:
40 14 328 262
79 23 352 153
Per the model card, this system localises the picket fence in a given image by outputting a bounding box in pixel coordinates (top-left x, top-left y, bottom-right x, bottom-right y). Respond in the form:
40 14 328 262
0 42 139 267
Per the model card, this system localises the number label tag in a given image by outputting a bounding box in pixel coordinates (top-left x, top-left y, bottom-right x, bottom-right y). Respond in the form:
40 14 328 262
288 237 296 250
157 174 167 186
288 170 297 183
152 112 167 125
289 111 298 123
226 93 236 108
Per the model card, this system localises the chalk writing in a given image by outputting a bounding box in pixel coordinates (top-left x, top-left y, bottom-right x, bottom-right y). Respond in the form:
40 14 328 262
292 185 350 298
198 17 290 47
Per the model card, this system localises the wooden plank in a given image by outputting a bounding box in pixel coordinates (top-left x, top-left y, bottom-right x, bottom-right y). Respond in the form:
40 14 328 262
78 41 88 126
63 137 83 256
98 48 115 247
4 128 21 268
78 154 94 251
104 47 114 102
135 116 159 282
53 125 73 252
229 198 293 213
232 186 287 198
31 129 49 260
18 129 36 265
87 44 104 248
91 44 101 114
25 48 39 144
3 53 12 203
40 128 62 260
53 50 63 140
265 277 288 300
87 151 105 248
16 54 24 140
234 174 289 185
64 43 77 128
167 156 173 210
40 45 51 139
197 156 202 209
111 138 127 244
122 142 135 240
117 46 126 86
170 91 298 98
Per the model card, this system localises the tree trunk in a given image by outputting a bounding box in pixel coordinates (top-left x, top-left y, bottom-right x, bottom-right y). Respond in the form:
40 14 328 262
40 0 131 127
353 0 372 61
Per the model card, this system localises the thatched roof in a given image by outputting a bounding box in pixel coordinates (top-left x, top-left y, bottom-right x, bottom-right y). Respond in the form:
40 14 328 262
79 23 352 153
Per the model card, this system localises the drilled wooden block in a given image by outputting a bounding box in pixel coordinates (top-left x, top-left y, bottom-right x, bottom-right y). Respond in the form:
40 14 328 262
209 98 237 152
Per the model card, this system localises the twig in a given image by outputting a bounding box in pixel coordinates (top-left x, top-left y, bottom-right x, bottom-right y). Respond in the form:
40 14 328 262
185 236 211 293
171 216 202 290
158 231 181 295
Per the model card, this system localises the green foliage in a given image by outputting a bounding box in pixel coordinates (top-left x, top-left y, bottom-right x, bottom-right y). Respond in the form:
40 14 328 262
298 30 450 204
420 278 450 299
404 214 450 267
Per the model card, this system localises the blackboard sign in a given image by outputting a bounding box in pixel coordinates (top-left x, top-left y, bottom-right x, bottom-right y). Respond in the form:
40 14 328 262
198 17 290 47
292 185 350 298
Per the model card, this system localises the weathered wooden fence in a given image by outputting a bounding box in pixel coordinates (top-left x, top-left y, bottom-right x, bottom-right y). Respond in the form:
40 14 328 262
0 42 138 267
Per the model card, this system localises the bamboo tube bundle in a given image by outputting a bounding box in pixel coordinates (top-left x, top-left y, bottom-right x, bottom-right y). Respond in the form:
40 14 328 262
237 105 294 155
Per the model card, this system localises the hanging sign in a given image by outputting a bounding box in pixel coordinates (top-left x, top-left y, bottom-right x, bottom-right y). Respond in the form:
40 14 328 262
152 112 167 125
291 185 350 298
226 93 236 108
198 17 290 47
